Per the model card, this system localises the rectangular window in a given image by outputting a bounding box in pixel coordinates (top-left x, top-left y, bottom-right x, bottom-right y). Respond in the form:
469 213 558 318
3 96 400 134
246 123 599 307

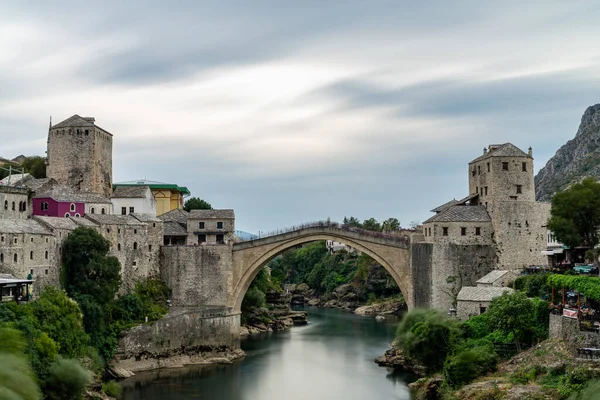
484 186 488 196
522 162 527 172
516 185 522 194
121 207 127 215
475 227 481 235
479 306 487 314
471 169 476 177
461 227 466 236
198 234 207 244
502 162 508 171
428 227 431 236
487 162 490 172
476 186 479 194
216 234 225 244
442 227 449 236
199 222 205 229
129 207 135 213
477 165 481 175
217 221 224 229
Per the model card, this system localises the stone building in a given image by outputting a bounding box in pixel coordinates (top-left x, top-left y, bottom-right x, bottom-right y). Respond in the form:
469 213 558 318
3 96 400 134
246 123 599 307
0 219 58 291
84 214 163 290
0 185 29 219
186 209 235 245
476 270 516 288
46 115 113 197
468 144 549 269
456 286 514 320
158 208 189 245
32 184 112 217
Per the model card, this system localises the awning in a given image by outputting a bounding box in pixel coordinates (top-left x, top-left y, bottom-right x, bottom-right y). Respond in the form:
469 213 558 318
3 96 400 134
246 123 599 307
541 251 554 256
553 248 564 254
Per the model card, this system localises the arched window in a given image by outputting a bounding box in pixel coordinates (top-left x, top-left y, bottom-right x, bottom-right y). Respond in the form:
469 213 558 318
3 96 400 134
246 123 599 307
0 253 3 263
45 251 48 260
22 202 26 212
101 208 106 214
133 242 138 250
91 207 95 214
75 213 80 217
13 254 17 262
4 200 7 210
64 212 70 218
11 201 15 211
29 251 33 260
70 203 76 212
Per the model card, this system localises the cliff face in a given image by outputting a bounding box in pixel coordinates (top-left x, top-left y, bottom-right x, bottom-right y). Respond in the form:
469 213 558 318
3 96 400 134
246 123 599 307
535 104 600 201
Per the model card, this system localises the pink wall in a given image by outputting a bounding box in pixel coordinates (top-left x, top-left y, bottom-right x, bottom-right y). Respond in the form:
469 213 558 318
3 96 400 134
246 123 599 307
32 198 85 217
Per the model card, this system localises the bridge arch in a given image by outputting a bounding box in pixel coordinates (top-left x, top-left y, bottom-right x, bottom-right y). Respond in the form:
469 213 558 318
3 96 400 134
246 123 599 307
231 228 413 313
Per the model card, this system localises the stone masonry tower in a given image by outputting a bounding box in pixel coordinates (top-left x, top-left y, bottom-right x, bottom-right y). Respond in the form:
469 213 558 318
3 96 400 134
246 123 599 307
467 143 549 270
46 115 113 197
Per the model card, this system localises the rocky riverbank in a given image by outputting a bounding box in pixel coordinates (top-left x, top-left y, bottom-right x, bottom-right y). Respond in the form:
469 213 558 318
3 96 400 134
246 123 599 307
241 290 308 336
287 282 406 317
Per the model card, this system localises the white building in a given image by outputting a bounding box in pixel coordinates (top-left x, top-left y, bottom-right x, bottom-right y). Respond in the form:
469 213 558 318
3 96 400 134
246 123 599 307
111 186 156 216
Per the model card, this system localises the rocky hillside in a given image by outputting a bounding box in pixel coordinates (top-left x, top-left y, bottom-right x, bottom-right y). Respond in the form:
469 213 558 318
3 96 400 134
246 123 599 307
535 104 600 201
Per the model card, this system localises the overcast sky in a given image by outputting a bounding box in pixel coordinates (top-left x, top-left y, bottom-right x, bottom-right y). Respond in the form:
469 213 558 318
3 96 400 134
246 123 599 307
1 1 600 233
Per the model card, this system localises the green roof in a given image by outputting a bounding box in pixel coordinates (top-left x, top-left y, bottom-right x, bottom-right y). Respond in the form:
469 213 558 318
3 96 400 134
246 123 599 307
113 180 190 195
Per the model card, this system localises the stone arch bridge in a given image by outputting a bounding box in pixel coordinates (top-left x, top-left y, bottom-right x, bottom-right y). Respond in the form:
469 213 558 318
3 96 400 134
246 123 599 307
231 222 413 312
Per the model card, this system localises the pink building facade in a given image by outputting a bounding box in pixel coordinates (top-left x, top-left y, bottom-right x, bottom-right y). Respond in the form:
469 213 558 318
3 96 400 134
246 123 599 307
32 197 85 218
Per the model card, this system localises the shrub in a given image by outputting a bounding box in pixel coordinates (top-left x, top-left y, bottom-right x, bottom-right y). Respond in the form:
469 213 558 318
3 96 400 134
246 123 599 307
102 380 123 399
444 344 499 388
0 327 42 400
43 358 91 400
242 287 266 311
557 367 598 398
570 380 600 400
396 309 462 373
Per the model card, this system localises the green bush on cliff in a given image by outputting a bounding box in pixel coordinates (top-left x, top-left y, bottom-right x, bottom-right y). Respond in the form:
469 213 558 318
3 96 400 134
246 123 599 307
443 343 498 388
43 358 91 400
242 287 266 311
396 309 462 373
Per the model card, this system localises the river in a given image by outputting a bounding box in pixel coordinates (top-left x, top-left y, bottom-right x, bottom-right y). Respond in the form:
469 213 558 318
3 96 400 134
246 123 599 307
121 307 413 400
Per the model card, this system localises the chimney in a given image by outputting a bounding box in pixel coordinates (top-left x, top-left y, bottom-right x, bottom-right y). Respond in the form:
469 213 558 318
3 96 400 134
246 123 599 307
528 147 532 157
483 147 487 155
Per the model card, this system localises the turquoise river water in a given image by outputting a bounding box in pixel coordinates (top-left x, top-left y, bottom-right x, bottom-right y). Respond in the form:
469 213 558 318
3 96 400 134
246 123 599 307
121 307 413 400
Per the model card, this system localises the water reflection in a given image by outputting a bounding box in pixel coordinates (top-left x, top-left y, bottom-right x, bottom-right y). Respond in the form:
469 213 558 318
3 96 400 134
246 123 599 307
121 307 412 400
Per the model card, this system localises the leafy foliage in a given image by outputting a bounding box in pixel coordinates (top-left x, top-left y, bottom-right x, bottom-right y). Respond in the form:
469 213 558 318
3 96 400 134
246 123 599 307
62 227 121 304
0 327 42 400
183 197 212 211
242 287 266 311
547 274 600 301
443 342 498 388
510 273 552 299
342 216 402 232
43 358 91 400
548 177 600 249
19 156 46 178
28 286 89 359
396 309 462 373
102 381 123 399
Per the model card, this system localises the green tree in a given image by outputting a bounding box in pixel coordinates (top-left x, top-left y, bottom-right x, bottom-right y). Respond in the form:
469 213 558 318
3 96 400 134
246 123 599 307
381 218 401 232
362 218 381 232
62 227 121 304
485 291 537 350
443 342 498 388
396 309 461 373
548 177 600 250
343 216 362 228
28 286 89 358
20 156 46 178
183 197 212 212
0 327 42 400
